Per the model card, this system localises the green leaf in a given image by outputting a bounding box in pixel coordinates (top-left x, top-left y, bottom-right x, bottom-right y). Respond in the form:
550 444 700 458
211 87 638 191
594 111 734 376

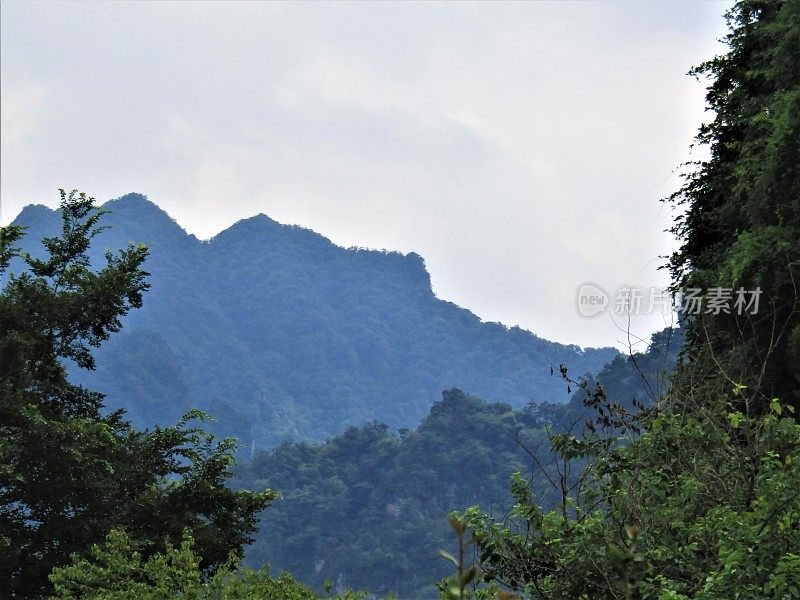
607 543 627 564
438 549 458 566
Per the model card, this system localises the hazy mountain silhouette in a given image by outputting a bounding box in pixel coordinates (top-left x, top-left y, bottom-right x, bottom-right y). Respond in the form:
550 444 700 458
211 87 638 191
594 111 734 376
9 193 618 449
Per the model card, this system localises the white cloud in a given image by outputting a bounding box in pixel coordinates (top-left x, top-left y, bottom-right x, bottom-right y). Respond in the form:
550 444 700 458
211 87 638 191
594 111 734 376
0 0 731 348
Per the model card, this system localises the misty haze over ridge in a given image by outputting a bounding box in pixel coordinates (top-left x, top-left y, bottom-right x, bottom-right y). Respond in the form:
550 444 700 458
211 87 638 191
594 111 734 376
9 192 618 450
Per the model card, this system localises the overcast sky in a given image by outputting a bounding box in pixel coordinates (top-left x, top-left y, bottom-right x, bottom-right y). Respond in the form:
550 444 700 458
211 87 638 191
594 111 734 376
1 1 731 349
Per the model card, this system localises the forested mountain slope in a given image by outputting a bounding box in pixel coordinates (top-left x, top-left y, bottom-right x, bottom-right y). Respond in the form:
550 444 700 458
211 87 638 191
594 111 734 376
9 195 617 449
233 327 680 597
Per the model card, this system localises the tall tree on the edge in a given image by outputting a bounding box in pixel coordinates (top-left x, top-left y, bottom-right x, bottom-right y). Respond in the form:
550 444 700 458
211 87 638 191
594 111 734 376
667 0 800 411
0 191 276 598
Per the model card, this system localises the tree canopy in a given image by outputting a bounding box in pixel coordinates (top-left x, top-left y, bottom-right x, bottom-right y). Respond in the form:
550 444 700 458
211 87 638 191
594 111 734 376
0 191 276 598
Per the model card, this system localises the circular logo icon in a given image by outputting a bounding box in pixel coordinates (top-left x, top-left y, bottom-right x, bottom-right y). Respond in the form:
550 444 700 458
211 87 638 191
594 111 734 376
576 282 609 318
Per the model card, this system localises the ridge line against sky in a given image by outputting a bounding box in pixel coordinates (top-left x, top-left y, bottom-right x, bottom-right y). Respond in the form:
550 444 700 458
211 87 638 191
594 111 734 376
1 1 731 348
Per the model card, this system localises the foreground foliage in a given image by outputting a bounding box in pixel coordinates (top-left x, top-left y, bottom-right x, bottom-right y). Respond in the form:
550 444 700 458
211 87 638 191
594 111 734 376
0 192 275 597
460 397 799 599
667 0 800 415
455 1 800 598
49 528 368 600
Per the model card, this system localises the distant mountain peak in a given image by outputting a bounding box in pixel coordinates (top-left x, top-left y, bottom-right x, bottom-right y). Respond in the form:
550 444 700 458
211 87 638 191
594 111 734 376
109 191 150 204
13 204 55 227
211 212 334 250
99 193 197 245
14 193 172 230
103 192 171 218
232 213 281 229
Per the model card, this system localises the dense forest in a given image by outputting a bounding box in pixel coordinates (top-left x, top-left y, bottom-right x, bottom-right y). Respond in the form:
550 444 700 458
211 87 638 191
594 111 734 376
234 327 681 597
1 1 798 598
7 198 616 450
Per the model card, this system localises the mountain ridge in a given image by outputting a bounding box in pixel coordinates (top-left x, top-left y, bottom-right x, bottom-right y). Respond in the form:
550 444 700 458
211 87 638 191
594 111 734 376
9 193 618 449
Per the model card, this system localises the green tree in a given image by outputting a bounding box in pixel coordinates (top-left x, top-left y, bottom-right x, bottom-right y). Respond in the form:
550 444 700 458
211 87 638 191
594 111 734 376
667 0 800 413
0 191 276 598
452 2 800 598
48 528 368 600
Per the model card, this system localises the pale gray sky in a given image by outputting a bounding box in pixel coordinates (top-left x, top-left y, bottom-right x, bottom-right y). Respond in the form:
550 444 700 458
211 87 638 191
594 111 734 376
1 0 730 349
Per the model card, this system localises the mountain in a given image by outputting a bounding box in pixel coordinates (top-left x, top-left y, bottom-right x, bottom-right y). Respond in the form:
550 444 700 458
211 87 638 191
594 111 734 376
8 193 618 449
233 329 681 597
235 388 549 597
